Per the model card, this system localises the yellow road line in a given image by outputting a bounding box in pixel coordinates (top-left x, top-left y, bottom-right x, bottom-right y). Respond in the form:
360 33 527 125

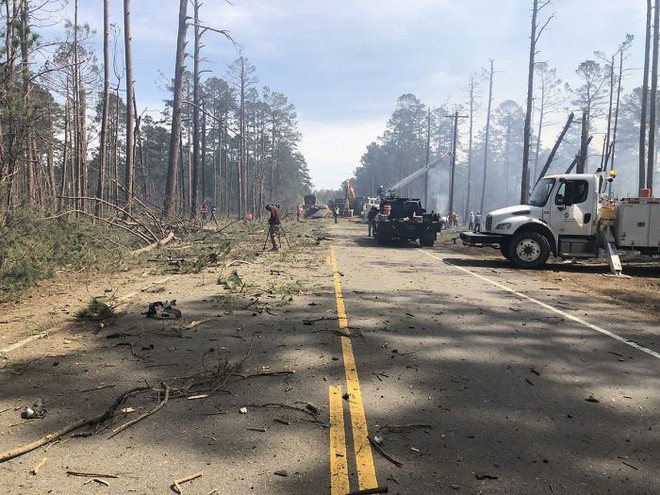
329 385 349 495
329 247 378 491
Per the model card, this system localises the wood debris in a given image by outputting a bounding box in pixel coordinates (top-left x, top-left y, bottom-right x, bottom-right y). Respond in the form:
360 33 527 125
108 383 170 439
171 471 203 494
66 471 119 478
30 457 47 475
348 486 389 494
367 435 403 467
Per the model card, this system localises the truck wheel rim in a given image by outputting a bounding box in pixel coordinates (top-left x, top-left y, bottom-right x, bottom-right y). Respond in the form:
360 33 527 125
516 239 541 261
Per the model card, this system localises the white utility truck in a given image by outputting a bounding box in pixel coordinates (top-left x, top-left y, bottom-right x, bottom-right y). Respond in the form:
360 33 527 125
459 171 660 274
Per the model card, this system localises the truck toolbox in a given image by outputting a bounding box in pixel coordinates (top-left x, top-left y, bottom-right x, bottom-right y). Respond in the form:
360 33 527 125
615 198 660 248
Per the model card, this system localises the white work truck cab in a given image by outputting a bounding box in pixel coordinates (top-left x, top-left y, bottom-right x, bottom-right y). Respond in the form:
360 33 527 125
460 172 660 273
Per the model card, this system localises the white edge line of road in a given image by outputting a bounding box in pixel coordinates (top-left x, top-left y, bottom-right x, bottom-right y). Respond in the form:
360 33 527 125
419 250 660 360
1 333 47 354
0 276 173 355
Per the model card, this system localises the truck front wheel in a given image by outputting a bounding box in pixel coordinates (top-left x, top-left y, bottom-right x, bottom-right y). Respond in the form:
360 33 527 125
508 231 550 269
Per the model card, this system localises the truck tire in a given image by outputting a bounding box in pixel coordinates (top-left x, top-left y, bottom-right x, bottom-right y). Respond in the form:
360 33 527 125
419 234 435 247
508 231 550 269
375 232 387 245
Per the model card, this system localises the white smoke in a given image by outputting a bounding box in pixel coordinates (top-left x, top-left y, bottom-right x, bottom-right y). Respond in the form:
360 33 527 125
426 158 451 215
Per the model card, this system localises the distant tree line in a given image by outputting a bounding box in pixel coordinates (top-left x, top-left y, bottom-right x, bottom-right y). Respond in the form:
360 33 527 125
0 0 311 228
352 1 660 220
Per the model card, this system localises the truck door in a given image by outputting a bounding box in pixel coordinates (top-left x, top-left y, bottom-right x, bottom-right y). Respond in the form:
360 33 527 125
549 179 594 236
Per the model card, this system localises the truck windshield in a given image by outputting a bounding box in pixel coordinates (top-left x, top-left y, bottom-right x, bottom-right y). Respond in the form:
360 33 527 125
528 178 555 206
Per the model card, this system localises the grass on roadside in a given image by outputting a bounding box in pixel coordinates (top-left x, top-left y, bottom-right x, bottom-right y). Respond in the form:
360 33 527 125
75 298 116 321
0 212 133 302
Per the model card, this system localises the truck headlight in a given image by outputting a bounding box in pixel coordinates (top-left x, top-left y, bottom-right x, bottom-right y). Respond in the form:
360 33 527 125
495 222 512 230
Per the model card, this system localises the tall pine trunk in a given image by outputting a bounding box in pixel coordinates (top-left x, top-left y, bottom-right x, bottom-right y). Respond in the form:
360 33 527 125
164 0 188 217
190 0 201 218
639 0 652 189
96 0 111 217
521 0 539 204
480 60 494 214
123 0 135 212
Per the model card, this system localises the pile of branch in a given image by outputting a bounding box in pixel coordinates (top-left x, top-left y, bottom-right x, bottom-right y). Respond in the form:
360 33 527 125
55 195 170 248
0 385 150 462
0 348 252 464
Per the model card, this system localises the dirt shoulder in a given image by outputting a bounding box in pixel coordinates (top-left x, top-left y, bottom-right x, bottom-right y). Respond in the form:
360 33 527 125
0 219 335 494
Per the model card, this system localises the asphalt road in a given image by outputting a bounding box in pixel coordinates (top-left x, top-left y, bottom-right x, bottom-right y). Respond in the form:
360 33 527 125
325 221 658 494
0 219 658 494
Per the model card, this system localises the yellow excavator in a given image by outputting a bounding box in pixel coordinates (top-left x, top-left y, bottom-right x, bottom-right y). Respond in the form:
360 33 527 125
339 178 364 216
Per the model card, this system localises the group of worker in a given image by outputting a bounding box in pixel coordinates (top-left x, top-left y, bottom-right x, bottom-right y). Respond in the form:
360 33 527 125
439 211 483 232
200 202 218 224
468 211 483 232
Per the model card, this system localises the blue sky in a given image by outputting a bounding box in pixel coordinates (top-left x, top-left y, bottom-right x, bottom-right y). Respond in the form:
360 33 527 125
74 0 648 190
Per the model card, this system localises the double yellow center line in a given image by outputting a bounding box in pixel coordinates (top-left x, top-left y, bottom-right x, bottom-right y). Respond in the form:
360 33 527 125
328 247 378 494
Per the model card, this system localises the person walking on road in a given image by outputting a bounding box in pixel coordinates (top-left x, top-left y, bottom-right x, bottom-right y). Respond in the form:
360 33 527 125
468 211 475 231
265 204 281 251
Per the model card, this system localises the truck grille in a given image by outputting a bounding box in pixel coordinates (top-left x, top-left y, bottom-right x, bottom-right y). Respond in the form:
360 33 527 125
485 214 492 231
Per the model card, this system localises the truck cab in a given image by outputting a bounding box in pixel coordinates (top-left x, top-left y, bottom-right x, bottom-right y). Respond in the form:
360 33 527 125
461 174 603 268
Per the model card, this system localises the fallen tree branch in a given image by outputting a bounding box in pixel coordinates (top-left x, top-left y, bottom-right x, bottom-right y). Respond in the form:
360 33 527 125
233 370 295 379
79 384 117 393
31 457 47 475
108 383 170 439
44 209 153 245
58 194 161 243
0 417 99 463
89 478 110 487
171 471 203 494
131 231 176 255
368 435 403 468
184 320 210 330
0 343 255 463
216 219 241 234
66 471 119 479
225 259 253 267
0 386 149 463
244 403 323 423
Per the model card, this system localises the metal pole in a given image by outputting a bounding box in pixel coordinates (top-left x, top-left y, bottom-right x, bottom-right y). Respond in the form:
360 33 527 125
424 108 431 209
449 111 458 216
446 111 468 217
